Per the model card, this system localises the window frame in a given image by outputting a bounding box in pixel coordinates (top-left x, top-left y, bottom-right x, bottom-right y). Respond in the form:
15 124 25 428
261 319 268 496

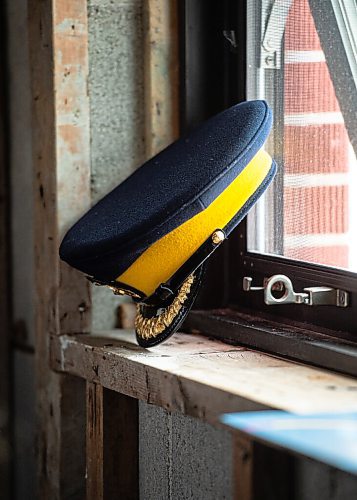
180 0 357 376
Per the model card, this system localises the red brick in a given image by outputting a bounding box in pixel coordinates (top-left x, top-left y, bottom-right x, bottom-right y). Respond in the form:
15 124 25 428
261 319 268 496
285 0 321 51
285 63 340 114
284 124 349 174
284 185 349 235
284 245 349 268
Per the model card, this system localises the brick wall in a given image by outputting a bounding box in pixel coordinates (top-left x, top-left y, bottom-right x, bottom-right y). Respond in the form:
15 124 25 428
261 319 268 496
283 0 350 268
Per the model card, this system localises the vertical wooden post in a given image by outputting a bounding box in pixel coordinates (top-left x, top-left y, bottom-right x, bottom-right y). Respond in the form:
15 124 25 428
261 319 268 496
28 0 91 497
233 433 296 500
86 383 104 500
233 434 254 500
253 442 296 500
86 383 139 500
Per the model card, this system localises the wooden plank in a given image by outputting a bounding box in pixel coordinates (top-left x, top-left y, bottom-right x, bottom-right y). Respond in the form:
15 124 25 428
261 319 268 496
29 0 91 338
28 0 91 497
233 435 253 500
86 383 104 500
143 0 179 158
187 310 357 378
103 390 139 499
86 383 139 500
59 376 86 499
51 330 357 425
252 443 295 500
233 436 295 500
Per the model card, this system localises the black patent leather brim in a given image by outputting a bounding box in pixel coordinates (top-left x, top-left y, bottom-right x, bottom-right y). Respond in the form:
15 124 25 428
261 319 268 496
135 264 205 348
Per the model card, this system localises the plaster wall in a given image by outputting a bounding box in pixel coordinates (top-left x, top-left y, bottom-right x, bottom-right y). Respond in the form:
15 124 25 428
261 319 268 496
88 0 146 331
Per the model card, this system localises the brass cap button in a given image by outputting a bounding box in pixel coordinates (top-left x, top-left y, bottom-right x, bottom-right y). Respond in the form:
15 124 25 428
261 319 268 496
211 230 225 245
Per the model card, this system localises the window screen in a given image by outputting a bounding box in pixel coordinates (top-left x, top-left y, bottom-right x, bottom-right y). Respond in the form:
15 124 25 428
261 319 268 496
247 0 357 271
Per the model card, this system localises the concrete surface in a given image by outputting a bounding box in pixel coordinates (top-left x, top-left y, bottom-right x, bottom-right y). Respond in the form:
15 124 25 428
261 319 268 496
88 0 146 330
139 402 233 500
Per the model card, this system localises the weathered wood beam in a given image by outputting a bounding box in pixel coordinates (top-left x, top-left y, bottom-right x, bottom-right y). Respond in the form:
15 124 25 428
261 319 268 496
233 435 296 500
252 442 295 500
28 0 91 497
86 383 139 500
51 330 357 423
86 383 104 500
233 435 253 500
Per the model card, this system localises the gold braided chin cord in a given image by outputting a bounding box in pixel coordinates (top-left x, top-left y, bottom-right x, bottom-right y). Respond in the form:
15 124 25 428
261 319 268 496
135 274 195 340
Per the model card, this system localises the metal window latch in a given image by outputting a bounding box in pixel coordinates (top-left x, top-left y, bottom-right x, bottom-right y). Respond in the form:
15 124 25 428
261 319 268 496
260 0 293 69
243 274 349 307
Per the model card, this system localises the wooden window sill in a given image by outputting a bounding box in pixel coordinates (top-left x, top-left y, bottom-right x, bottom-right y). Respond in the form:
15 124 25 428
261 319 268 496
51 330 357 426
187 309 357 378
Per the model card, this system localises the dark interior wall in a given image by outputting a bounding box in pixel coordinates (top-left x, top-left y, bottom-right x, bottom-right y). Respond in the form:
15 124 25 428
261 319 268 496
6 0 36 498
0 0 10 497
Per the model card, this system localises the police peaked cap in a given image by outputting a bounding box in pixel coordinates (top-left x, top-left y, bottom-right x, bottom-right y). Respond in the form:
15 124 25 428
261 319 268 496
60 100 276 347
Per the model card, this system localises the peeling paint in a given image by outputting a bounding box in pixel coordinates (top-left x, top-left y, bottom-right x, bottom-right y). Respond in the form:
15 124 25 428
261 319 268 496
59 335 74 371
55 18 87 36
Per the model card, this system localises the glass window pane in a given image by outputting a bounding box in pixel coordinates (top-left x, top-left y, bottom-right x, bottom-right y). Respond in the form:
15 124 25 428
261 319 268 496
247 0 357 271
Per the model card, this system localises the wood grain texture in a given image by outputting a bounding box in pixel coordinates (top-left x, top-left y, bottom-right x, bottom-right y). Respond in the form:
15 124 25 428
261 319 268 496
28 0 91 496
233 435 253 500
144 0 179 158
187 310 357 378
233 436 295 500
86 383 104 500
51 330 357 424
86 383 139 500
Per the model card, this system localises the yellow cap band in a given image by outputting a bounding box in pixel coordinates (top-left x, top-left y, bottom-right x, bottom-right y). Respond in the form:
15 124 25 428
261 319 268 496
117 149 272 296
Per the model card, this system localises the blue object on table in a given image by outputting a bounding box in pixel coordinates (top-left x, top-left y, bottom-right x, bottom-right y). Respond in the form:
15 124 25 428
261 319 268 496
221 411 357 475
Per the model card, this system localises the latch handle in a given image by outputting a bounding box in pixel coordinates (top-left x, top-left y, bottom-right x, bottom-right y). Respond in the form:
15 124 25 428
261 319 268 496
260 0 293 69
243 274 349 308
265 274 308 305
